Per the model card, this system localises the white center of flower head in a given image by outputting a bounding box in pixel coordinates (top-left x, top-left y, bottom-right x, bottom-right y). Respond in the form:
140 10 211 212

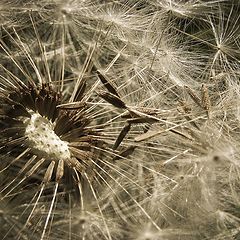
25 113 71 160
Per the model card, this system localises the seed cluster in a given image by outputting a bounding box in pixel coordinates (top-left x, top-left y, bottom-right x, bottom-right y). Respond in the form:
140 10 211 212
0 82 103 185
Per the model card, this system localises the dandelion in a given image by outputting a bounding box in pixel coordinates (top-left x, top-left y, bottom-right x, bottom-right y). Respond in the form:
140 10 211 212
1 1 240 240
0 9 165 238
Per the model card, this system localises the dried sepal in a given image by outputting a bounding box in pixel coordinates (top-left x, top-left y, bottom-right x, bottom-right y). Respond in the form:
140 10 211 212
113 123 131 150
184 85 202 107
96 70 120 97
201 84 211 118
56 159 64 182
113 146 136 161
98 91 127 109
42 161 55 184
57 102 86 110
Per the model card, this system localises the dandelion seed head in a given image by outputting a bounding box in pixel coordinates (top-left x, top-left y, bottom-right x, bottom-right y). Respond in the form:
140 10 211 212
1 1 240 239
